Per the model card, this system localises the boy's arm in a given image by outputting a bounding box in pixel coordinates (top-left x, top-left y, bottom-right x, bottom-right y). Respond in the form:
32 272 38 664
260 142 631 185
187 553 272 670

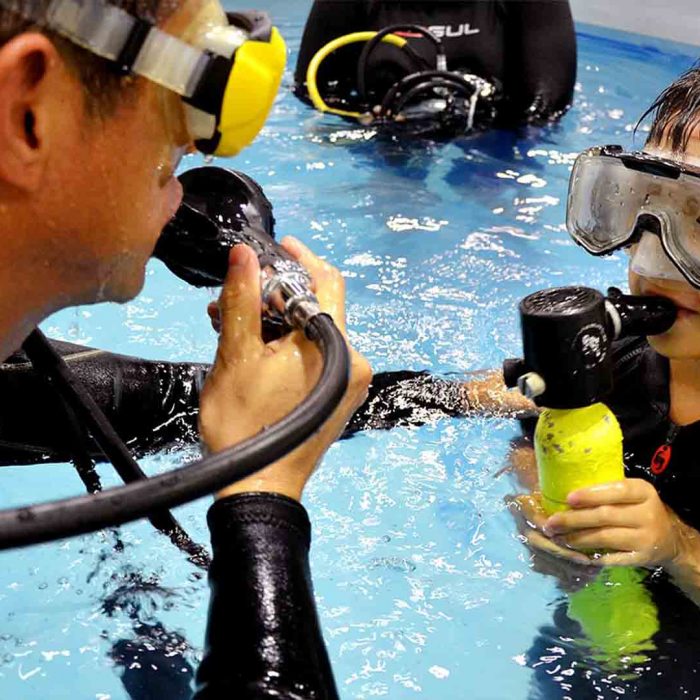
658 523 700 608
462 370 537 417
343 368 538 437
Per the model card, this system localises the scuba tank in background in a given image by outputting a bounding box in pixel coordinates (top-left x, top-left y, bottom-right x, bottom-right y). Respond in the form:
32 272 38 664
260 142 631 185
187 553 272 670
503 286 677 667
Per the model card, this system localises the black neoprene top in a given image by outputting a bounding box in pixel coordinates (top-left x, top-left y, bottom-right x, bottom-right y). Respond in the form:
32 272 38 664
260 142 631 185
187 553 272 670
194 493 339 699
294 0 576 124
605 336 700 532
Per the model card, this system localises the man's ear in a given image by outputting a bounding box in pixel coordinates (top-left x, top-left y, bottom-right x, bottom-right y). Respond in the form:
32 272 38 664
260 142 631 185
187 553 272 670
0 33 63 191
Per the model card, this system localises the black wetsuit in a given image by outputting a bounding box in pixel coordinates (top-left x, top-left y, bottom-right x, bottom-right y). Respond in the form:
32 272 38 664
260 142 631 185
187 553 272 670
606 336 700 530
0 341 462 465
0 341 462 699
0 340 206 465
294 0 576 125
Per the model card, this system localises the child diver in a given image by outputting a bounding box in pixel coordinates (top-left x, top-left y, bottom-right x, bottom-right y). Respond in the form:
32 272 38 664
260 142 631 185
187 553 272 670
293 0 576 138
510 68 700 599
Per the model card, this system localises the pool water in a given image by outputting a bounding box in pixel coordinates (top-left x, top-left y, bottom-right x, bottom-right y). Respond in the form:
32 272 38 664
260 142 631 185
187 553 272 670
1 4 698 699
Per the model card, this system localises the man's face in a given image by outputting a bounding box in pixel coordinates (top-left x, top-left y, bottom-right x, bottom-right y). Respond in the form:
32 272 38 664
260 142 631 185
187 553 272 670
43 0 209 304
628 135 700 359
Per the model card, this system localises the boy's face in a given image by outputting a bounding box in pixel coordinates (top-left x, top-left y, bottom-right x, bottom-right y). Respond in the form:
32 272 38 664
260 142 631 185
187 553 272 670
628 135 700 359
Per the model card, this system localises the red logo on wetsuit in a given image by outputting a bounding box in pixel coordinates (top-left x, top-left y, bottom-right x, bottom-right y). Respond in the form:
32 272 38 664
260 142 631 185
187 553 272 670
651 444 672 475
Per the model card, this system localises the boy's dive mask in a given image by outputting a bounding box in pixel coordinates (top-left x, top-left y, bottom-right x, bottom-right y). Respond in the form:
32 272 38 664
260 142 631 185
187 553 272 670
567 145 700 289
2 0 286 156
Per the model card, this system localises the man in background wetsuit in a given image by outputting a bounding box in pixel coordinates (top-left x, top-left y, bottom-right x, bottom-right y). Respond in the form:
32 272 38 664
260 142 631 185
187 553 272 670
294 0 576 130
0 1 370 698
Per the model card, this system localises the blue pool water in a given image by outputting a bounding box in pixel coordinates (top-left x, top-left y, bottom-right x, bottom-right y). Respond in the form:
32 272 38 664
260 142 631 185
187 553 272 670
1 4 698 699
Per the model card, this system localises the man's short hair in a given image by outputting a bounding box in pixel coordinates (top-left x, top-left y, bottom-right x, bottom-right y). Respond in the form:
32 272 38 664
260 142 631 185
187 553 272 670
644 63 700 153
0 1 177 114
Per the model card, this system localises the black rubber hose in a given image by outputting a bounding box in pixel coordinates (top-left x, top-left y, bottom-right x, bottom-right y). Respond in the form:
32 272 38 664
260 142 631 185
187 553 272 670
357 24 442 102
380 70 475 117
21 330 211 569
0 315 349 550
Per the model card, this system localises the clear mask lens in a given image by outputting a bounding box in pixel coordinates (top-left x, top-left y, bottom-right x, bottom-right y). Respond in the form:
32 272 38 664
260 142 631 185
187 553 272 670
629 231 686 282
177 0 226 42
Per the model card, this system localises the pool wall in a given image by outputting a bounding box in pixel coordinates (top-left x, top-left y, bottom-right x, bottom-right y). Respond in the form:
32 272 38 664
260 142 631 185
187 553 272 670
570 0 700 47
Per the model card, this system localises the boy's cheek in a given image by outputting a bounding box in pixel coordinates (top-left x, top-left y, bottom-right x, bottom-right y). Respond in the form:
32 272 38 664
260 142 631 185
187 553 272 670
648 313 700 359
628 268 643 295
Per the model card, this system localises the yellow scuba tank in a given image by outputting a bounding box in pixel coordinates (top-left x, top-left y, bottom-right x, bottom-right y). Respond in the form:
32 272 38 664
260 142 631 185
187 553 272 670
535 403 658 666
504 287 677 668
535 403 624 514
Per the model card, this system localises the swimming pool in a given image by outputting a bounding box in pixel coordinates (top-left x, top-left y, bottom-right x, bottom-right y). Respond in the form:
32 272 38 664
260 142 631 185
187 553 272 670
0 4 697 699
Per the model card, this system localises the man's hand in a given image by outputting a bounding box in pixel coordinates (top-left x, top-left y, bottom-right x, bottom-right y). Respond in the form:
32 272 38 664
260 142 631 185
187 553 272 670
543 479 685 568
199 238 372 502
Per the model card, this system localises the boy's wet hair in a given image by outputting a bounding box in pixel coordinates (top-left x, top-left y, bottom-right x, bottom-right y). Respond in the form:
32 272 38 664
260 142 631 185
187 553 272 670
642 63 700 153
0 1 178 114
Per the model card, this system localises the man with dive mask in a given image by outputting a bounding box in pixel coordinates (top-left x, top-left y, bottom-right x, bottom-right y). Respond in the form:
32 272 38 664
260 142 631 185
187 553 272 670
294 0 576 138
0 0 371 698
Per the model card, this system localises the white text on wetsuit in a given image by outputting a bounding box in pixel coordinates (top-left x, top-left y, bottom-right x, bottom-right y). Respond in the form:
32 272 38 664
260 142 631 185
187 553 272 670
428 23 480 39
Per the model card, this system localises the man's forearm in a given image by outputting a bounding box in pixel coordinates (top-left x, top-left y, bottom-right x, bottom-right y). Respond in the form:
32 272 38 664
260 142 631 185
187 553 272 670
194 493 339 700
462 370 538 418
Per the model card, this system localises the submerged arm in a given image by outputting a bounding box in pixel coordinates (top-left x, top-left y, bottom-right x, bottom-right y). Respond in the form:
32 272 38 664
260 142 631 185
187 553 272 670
645 518 700 608
462 369 538 417
344 368 537 437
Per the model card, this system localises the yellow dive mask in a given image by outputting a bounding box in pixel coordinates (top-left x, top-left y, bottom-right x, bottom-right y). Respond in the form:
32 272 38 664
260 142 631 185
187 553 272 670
6 0 286 157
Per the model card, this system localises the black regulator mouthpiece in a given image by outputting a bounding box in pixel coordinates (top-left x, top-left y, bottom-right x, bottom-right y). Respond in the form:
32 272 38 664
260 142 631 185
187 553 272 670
154 167 321 338
502 286 676 409
154 167 275 287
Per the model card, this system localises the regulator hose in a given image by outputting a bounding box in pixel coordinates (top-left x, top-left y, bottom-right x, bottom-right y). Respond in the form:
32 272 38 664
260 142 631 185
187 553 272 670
22 329 211 569
0 314 349 550
305 30 408 119
387 78 473 118
356 24 443 102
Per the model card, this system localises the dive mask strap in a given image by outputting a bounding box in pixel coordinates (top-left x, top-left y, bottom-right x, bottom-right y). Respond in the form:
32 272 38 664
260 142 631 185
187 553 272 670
42 0 245 100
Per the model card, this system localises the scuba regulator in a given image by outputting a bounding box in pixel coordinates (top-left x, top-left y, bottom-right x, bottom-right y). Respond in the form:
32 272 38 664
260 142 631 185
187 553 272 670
504 286 677 666
306 24 498 137
504 286 676 511
154 167 320 340
0 168 350 561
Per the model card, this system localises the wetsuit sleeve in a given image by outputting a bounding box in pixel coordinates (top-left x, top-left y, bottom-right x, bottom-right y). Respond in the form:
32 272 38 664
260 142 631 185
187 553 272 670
343 370 468 437
294 0 369 101
194 493 339 700
0 340 206 466
501 0 576 124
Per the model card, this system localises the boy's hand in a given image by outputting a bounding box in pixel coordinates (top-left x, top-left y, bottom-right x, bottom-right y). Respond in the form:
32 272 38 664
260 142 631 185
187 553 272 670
507 494 600 591
544 479 684 568
508 494 597 565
